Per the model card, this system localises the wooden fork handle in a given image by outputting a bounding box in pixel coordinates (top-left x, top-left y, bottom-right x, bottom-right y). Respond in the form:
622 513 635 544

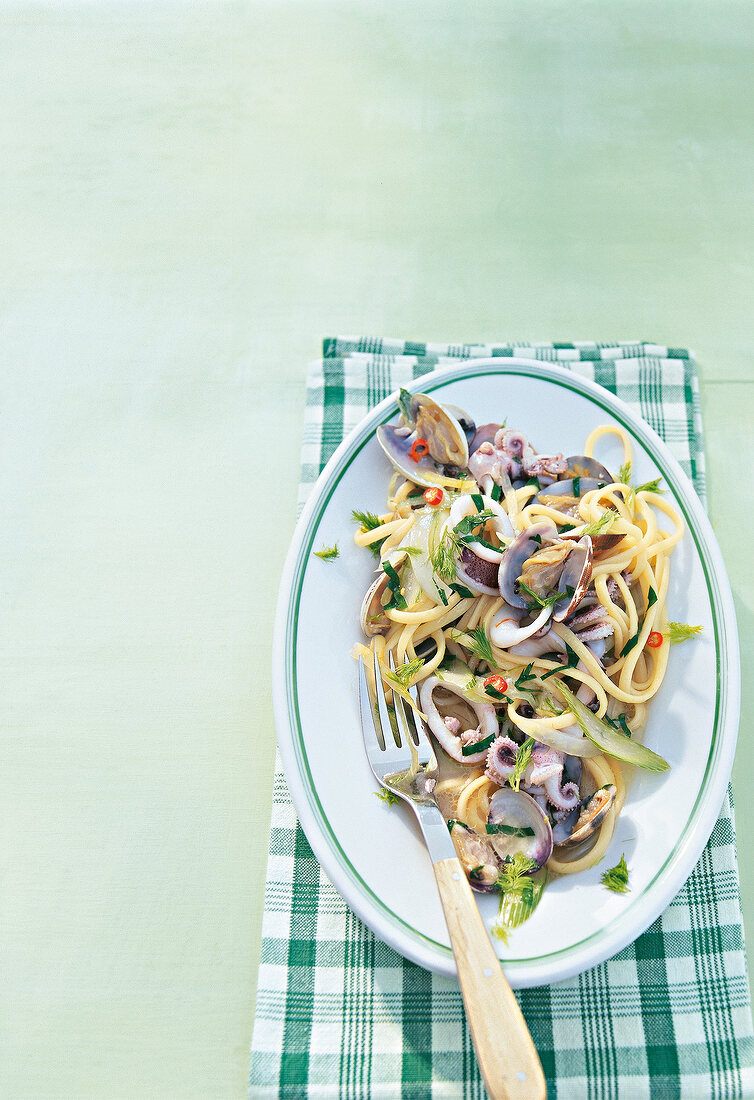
433 857 547 1100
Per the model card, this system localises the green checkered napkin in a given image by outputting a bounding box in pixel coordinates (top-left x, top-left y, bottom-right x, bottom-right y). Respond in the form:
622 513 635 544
249 339 754 1099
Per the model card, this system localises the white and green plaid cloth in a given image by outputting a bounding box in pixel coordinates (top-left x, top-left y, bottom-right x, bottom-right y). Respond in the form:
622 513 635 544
249 338 754 1099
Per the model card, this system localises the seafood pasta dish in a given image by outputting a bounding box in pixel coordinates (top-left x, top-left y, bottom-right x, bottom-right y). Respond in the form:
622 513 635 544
351 389 699 930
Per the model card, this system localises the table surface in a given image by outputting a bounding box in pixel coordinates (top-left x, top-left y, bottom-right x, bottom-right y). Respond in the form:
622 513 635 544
3 3 753 1097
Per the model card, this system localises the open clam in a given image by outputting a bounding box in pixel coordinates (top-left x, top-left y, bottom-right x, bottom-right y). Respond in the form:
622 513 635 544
486 787 554 870
449 821 499 892
555 783 616 848
360 550 408 636
497 522 559 609
561 456 614 484
377 393 474 487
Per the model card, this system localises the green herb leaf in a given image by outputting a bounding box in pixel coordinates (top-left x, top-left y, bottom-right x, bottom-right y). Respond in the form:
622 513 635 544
471 493 484 512
605 713 633 738
352 510 386 558
618 460 632 485
646 586 658 608
514 663 537 690
619 630 642 658
517 579 562 611
397 387 413 424
431 528 458 583
491 482 502 502
384 656 424 691
314 543 339 561
484 684 509 702
572 476 581 497
601 854 630 894
486 823 535 837
447 819 469 832
496 851 539 893
457 626 495 665
382 559 407 611
453 510 497 538
633 477 665 495
665 622 703 644
449 582 474 599
461 732 496 757
351 509 382 533
579 510 618 538
374 787 399 807
509 737 534 792
540 644 580 680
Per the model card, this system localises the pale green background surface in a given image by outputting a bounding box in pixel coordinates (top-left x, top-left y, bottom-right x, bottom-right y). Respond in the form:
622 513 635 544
2 2 752 1097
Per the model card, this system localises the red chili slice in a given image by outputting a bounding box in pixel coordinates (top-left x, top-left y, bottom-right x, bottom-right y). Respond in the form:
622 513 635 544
408 438 430 462
423 487 444 506
647 631 663 648
483 674 508 693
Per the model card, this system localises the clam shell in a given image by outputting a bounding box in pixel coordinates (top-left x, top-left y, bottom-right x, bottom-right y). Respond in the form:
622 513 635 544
552 535 593 622
561 455 614 483
497 521 559 609
556 783 616 848
410 393 470 467
486 787 554 869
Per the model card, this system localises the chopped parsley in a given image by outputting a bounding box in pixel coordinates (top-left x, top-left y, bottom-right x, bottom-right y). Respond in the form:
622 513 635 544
313 543 339 561
605 713 633 738
601 854 630 894
397 387 413 424
382 560 407 611
461 731 496 756
382 657 427 719
449 581 474 599
351 510 386 558
514 663 537 690
384 656 424 691
517 579 568 611
619 629 642 658
540 643 580 680
486 823 535 838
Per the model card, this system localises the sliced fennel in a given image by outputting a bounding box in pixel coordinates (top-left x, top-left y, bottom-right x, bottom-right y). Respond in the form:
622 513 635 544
555 681 670 773
398 505 454 604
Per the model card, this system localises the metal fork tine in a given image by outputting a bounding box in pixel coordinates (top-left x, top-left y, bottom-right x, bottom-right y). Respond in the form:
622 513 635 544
387 652 414 746
373 649 402 749
385 654 436 769
357 656 384 752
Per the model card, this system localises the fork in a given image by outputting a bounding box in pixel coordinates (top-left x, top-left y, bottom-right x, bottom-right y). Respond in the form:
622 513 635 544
358 652 547 1100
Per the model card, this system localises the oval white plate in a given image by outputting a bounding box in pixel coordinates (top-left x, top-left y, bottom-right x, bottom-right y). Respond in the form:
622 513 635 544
272 358 740 987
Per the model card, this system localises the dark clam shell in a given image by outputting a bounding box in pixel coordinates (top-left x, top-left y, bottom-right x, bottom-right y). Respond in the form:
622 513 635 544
561 456 614 484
